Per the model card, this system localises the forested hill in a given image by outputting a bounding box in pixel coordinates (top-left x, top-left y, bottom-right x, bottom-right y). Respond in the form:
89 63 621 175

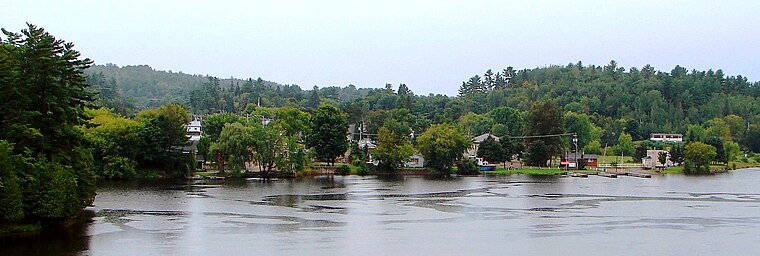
455 61 760 141
84 64 282 111
84 61 760 145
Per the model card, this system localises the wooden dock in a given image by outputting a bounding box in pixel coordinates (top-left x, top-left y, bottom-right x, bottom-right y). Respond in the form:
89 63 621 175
609 171 651 178
567 172 588 178
597 172 617 178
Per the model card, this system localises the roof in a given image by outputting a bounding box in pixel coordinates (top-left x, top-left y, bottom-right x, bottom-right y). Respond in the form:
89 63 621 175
473 133 500 143
187 120 202 127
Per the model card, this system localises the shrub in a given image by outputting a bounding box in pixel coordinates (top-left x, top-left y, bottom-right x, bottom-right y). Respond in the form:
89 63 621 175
335 165 351 176
456 159 480 175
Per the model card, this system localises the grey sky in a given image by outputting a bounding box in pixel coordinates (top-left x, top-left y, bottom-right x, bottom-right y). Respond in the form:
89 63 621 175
4 0 759 95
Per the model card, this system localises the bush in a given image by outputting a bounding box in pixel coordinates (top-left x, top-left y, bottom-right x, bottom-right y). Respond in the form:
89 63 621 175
335 165 351 176
456 159 480 175
356 164 371 176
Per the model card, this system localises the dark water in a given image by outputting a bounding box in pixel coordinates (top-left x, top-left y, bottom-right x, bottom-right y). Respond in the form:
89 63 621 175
3 169 760 256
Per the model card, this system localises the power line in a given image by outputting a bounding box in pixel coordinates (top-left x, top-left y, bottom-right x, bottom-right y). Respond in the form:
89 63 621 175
509 133 576 139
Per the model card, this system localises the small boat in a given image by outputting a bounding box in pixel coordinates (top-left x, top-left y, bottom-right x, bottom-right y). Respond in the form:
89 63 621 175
479 164 497 171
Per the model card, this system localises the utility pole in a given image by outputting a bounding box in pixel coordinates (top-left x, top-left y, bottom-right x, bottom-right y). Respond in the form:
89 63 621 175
573 133 578 170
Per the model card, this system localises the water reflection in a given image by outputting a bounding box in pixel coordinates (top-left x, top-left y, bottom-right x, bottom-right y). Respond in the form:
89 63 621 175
2 169 760 255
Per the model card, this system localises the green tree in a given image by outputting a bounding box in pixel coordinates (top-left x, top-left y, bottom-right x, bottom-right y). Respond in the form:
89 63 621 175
477 136 507 165
250 123 287 176
135 103 191 174
584 140 603 155
0 24 96 222
615 132 634 156
487 106 523 136
374 120 415 174
669 143 685 165
306 105 348 165
705 137 726 164
743 125 760 153
684 141 717 174
525 140 550 167
658 151 669 166
416 124 471 176
633 145 647 162
210 122 255 174
526 101 565 159
80 108 141 179
564 112 592 149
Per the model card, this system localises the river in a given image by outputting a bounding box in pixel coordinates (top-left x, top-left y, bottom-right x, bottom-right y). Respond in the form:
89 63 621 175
3 169 760 255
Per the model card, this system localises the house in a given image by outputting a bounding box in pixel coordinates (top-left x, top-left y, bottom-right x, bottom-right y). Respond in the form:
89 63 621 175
357 138 376 150
650 133 683 143
468 133 500 157
185 120 203 141
404 154 425 168
561 153 598 168
642 150 673 169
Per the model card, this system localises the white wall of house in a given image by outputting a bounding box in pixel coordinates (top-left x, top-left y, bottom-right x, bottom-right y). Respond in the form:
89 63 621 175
642 150 673 168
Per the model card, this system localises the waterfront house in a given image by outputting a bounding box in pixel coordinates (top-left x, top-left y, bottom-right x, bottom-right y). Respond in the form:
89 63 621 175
405 154 425 168
468 133 500 157
185 120 203 141
561 153 598 168
642 150 673 169
650 133 683 143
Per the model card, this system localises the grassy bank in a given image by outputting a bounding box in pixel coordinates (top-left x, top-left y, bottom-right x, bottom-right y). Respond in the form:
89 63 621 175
661 161 760 174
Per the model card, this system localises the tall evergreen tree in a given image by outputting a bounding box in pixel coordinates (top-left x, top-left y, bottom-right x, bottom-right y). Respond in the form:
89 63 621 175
0 24 96 222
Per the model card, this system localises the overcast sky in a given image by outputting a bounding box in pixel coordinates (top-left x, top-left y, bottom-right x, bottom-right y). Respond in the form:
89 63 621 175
4 0 759 95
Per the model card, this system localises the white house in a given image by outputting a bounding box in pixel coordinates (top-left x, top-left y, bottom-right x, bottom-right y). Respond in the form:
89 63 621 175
468 133 500 157
185 120 202 141
650 133 683 143
404 154 425 168
642 150 673 169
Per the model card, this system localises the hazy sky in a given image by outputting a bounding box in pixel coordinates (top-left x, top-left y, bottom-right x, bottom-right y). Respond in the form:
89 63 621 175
4 0 759 95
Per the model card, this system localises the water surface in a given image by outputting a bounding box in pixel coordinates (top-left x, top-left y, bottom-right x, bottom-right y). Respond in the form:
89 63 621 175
4 169 760 255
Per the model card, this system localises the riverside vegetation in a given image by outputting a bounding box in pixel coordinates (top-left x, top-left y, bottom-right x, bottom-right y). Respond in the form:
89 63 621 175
3 23 760 232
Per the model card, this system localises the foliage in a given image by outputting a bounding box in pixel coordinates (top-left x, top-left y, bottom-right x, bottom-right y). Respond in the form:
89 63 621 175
684 142 717 174
210 122 255 174
416 124 471 175
584 140 603 155
633 145 647 162
743 125 760 153
477 136 507 164
456 158 480 175
526 100 565 158
374 120 415 174
336 165 351 176
615 132 635 156
658 151 669 166
669 143 685 165
306 105 348 165
80 108 141 179
0 24 96 223
249 123 288 176
524 140 550 167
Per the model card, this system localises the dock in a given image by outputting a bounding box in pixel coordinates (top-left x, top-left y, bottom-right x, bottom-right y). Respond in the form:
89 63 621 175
567 172 588 178
609 171 651 178
597 172 617 178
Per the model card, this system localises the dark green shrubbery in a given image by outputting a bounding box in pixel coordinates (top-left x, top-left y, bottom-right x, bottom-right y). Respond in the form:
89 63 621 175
456 159 480 175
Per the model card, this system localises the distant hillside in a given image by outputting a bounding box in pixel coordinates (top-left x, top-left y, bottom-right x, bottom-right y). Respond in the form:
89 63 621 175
84 64 283 110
